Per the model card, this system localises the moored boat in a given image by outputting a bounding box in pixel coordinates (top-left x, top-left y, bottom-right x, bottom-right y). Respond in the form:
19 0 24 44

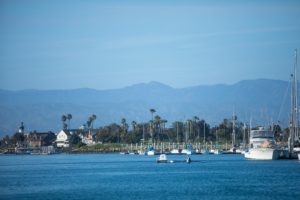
170 149 182 154
244 127 279 160
213 149 223 155
181 149 193 155
147 150 155 156
145 146 157 156
200 148 209 155
156 154 168 163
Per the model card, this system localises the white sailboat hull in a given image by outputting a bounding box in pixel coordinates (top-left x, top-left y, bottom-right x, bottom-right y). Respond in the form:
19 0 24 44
213 149 223 155
181 149 193 155
244 148 280 160
298 153 300 160
147 150 155 156
170 149 181 154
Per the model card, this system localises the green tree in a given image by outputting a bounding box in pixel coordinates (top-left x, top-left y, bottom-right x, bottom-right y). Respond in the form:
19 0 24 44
91 114 97 128
69 134 81 145
193 116 199 141
131 121 137 133
44 132 56 146
87 114 97 130
61 115 67 130
154 115 161 142
67 114 72 129
149 108 156 121
149 109 156 143
12 132 25 146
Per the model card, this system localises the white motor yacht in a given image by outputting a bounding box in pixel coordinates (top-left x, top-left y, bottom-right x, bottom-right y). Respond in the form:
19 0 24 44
244 127 280 160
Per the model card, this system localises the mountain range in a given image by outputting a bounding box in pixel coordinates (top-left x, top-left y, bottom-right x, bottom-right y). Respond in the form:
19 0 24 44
0 79 292 137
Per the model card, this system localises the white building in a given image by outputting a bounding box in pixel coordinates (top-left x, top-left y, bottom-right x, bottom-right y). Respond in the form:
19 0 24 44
56 130 71 147
80 130 94 145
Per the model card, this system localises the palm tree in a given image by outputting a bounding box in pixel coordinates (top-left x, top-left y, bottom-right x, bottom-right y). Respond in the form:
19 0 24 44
121 118 128 133
161 119 169 141
91 114 97 129
67 114 72 129
88 116 93 128
193 116 199 141
150 108 156 121
186 120 193 143
149 109 156 143
87 114 97 130
131 121 137 133
154 115 161 142
120 118 128 143
61 115 67 130
86 119 92 129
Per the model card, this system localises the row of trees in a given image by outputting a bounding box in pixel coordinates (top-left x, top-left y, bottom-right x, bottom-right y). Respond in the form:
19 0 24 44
1 109 289 148
54 110 290 146
61 114 97 130
91 108 287 145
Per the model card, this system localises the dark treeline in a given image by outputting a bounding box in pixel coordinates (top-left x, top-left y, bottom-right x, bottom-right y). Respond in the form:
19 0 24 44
0 112 289 148
91 117 288 145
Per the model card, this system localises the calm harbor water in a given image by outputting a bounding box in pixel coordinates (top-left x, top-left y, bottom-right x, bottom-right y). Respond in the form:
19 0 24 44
0 154 299 200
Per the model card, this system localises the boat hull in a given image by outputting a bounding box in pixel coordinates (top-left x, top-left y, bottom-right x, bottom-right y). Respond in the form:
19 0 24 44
170 149 182 154
146 150 156 156
213 149 223 155
181 149 193 155
244 148 280 160
156 160 168 163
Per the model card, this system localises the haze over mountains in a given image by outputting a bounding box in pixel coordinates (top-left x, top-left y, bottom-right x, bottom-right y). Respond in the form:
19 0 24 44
0 79 292 137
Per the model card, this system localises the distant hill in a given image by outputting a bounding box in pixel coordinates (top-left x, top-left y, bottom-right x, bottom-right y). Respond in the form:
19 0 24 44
0 79 291 137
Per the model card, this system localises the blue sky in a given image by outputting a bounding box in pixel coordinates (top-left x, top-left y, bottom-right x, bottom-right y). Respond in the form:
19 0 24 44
0 0 300 90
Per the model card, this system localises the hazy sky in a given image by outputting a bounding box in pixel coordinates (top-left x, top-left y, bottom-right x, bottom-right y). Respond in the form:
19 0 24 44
1 0 300 90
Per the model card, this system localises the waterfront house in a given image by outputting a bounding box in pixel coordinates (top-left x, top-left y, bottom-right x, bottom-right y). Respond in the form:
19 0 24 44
27 131 56 147
56 130 71 147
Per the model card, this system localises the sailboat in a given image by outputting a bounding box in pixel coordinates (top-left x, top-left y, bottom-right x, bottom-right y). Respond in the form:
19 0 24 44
245 50 300 160
288 49 300 159
229 113 241 154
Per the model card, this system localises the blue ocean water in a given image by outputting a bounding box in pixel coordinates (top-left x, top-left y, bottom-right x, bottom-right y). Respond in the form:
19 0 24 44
0 154 299 200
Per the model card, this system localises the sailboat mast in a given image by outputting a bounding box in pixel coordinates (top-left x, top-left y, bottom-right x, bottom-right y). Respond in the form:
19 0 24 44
294 49 299 141
232 113 236 147
289 49 298 155
176 121 179 144
243 123 246 149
